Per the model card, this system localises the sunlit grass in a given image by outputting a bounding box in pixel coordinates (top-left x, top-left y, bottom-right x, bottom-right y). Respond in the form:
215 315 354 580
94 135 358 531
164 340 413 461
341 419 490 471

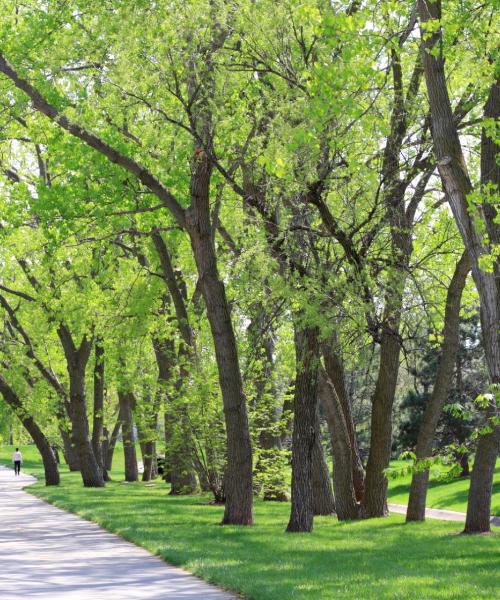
1 445 499 600
387 459 500 515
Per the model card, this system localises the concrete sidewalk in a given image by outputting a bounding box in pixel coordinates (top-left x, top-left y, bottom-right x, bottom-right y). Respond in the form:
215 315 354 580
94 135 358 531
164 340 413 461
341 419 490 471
388 503 500 526
0 465 237 600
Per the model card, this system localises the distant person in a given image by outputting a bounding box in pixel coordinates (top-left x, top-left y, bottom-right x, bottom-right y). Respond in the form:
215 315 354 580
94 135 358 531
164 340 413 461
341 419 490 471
12 448 22 476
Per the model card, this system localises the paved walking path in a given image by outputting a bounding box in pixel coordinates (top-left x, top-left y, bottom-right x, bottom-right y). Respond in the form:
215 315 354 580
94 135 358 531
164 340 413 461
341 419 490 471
388 503 500 526
0 465 237 600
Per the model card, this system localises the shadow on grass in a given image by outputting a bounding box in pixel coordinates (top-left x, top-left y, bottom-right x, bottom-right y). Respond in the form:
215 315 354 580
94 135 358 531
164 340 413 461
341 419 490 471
31 478 500 600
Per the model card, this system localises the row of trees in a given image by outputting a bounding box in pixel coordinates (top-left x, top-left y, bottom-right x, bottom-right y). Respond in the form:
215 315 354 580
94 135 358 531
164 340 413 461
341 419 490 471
0 0 497 534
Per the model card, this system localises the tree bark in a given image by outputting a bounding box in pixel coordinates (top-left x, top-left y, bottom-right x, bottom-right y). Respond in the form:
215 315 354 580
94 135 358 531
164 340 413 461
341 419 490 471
186 153 253 525
141 440 157 482
417 0 500 532
118 390 138 482
407 250 471 521
464 425 500 533
91 340 108 481
311 407 336 516
361 316 403 517
318 368 359 520
0 374 60 485
59 329 104 488
322 335 365 501
60 424 80 471
152 334 198 494
105 415 122 472
286 325 320 532
248 305 287 501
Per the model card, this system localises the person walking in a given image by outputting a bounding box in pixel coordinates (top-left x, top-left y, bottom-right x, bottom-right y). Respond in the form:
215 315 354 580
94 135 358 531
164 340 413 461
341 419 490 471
12 448 22 476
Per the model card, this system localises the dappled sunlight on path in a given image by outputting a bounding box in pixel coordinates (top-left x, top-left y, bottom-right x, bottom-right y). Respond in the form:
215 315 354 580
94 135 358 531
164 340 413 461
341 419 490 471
0 466 237 600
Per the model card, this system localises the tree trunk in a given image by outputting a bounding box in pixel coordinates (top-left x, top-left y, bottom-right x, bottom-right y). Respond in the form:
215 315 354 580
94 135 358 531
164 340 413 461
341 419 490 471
458 452 470 478
464 424 500 533
91 341 108 481
58 328 103 488
286 326 320 533
153 334 198 494
249 305 287 501
318 368 359 520
118 390 138 482
105 415 121 472
60 426 80 471
407 250 470 521
0 374 60 485
361 318 402 517
186 158 253 525
311 408 335 516
417 0 500 533
322 335 365 501
141 440 156 482
69 365 104 487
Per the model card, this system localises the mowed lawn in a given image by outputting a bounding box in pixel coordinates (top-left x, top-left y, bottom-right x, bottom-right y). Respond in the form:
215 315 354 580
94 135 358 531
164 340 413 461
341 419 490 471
1 445 499 600
387 459 500 516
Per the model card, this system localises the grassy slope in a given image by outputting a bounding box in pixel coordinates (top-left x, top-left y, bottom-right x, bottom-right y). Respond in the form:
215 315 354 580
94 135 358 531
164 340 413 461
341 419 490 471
387 459 500 515
1 445 499 600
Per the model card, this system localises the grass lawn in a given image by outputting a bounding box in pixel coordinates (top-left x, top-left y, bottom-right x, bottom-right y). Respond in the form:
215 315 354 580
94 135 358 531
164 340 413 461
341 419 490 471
387 459 500 516
1 445 499 600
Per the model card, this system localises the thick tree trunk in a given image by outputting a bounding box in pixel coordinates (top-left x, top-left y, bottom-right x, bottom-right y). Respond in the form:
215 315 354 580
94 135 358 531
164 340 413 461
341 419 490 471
186 156 253 525
361 318 402 517
118 390 138 482
464 424 500 533
69 365 104 487
0 374 60 485
58 328 103 488
311 408 335 516
286 326 320 532
322 335 365 501
91 341 108 481
407 250 470 521
417 0 500 533
318 369 359 520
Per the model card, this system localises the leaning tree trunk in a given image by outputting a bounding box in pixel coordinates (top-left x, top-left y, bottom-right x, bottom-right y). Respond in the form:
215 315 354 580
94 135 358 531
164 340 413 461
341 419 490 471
318 368 359 520
286 325 320 533
417 0 500 533
465 76 500 534
311 408 335 516
91 340 109 481
118 390 138 482
407 250 470 521
0 374 60 485
186 154 253 525
322 335 365 501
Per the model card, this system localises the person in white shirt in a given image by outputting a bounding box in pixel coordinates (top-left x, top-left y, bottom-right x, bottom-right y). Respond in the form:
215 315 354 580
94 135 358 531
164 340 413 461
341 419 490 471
12 448 22 476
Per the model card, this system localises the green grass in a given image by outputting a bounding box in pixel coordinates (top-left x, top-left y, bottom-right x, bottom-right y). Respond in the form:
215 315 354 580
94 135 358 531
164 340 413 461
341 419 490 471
1 445 499 600
387 459 500 516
